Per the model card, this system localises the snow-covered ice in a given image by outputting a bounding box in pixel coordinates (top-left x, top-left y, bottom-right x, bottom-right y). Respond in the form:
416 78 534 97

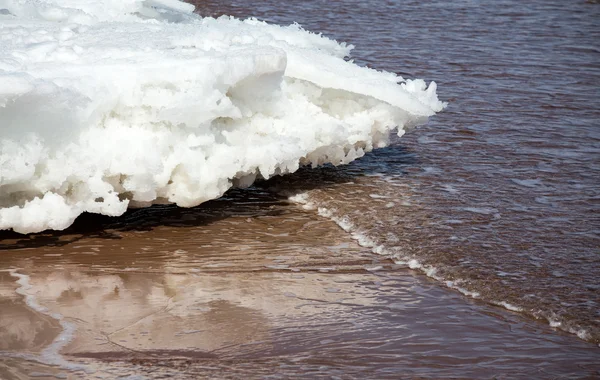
0 0 444 233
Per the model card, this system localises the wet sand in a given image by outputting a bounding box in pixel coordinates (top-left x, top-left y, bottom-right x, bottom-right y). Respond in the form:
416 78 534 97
1 188 599 379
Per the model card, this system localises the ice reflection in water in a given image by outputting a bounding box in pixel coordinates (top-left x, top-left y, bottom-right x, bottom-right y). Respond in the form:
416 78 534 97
1 190 599 378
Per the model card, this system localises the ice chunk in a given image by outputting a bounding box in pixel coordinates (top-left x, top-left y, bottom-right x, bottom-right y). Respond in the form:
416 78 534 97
0 0 445 233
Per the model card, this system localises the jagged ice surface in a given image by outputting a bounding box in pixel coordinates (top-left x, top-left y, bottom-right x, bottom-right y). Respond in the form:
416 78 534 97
0 0 445 233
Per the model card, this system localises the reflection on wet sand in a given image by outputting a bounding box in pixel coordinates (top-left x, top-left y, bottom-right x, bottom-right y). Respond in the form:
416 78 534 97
1 189 599 379
0 299 61 352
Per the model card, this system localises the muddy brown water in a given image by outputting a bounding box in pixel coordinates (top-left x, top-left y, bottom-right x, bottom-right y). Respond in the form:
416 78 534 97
1 0 600 378
0 190 599 378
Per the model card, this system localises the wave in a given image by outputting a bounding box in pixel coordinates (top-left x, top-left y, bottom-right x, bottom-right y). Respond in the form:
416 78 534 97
0 0 444 233
288 191 595 343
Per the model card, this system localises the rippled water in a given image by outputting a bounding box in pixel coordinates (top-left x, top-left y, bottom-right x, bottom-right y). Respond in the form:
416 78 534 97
1 190 599 378
195 0 600 340
1 0 599 378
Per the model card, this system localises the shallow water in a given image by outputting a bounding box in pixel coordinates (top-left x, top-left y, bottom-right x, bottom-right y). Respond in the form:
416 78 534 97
1 190 599 378
196 0 600 341
1 0 600 378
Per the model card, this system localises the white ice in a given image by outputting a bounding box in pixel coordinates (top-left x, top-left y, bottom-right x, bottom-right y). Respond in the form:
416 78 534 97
0 0 445 233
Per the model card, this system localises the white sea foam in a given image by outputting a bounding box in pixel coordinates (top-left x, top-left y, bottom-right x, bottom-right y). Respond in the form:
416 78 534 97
0 0 444 233
545 315 591 342
495 301 523 312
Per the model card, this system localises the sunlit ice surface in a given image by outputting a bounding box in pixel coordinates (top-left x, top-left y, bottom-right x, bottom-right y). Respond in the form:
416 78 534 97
0 0 443 234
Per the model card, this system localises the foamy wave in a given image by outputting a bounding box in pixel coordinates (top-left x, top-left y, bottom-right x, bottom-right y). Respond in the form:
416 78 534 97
0 0 444 233
292 194 475 296
543 314 592 342
289 192 599 344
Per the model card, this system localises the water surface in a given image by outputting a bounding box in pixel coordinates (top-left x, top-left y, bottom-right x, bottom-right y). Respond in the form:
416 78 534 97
195 0 600 341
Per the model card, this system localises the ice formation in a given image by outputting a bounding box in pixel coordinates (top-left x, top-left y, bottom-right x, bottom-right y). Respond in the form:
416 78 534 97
0 0 445 233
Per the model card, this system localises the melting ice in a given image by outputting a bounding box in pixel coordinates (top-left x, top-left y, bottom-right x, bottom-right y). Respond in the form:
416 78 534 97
0 0 444 233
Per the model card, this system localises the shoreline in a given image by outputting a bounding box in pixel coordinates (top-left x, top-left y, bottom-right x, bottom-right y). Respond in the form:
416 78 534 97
1 193 599 378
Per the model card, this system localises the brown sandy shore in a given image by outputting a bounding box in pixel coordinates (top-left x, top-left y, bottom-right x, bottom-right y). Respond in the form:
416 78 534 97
1 188 599 379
